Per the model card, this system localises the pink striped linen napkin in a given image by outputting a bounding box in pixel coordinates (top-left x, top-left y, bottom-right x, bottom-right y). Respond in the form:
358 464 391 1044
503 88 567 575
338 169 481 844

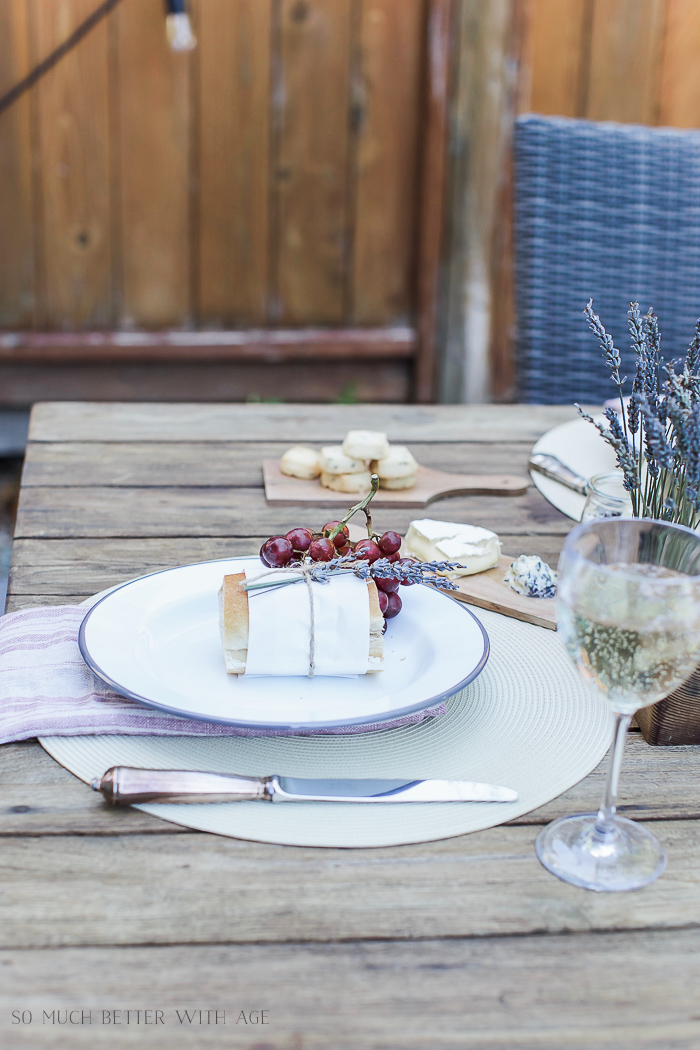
0 605 446 743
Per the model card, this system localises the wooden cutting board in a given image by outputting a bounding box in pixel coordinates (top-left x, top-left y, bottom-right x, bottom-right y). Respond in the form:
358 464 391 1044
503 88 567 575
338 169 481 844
353 529 555 631
263 461 529 507
450 555 557 630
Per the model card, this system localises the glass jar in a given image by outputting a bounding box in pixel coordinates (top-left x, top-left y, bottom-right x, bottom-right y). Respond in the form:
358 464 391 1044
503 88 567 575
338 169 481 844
581 471 633 522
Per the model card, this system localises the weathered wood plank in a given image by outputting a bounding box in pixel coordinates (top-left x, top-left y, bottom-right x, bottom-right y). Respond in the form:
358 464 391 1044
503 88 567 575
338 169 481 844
2 930 700 1048
657 0 700 128
0 742 173 836
13 486 570 539
0 325 416 362
30 0 112 328
0 0 34 327
585 0 665 124
7 532 566 597
2 735 699 837
440 0 518 403
0 819 698 947
20 441 536 487
116 0 192 326
486 0 532 405
352 0 423 325
197 0 271 324
274 0 352 323
28 402 582 443
529 0 590 117
5 594 85 612
0 360 411 406
414 0 453 402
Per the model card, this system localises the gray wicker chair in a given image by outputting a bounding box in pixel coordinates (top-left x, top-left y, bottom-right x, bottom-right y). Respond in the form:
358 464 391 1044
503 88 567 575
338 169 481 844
513 114 700 403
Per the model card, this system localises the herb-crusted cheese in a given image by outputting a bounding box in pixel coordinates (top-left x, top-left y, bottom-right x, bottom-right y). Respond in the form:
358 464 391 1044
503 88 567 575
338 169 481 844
503 555 558 599
370 445 417 480
320 446 368 475
405 519 501 577
280 445 322 480
342 430 390 461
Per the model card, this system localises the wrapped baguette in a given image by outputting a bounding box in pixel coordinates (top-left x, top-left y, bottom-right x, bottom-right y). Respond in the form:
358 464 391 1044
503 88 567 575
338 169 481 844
219 572 384 675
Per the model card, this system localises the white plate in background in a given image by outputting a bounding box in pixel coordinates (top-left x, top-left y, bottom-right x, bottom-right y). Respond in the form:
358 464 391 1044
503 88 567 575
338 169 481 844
530 417 617 521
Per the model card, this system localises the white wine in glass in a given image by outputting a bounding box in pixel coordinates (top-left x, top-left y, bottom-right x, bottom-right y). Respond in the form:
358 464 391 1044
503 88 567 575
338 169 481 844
537 519 700 892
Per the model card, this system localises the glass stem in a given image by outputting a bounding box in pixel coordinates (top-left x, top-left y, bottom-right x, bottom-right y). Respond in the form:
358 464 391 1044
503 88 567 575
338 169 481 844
593 712 632 842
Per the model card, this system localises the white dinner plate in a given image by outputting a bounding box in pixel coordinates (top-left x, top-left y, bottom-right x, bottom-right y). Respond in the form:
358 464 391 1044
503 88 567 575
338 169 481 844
79 557 489 731
530 416 617 521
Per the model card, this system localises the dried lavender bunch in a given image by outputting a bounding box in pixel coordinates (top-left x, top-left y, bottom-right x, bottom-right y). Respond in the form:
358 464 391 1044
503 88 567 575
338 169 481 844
245 553 464 594
311 553 461 591
369 558 461 590
579 300 700 527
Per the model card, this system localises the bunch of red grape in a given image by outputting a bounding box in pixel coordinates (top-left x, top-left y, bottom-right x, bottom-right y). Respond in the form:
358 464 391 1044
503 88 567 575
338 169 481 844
260 521 417 621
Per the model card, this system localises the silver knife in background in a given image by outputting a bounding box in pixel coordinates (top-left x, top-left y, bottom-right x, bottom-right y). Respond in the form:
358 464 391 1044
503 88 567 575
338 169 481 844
528 452 588 495
93 767 518 805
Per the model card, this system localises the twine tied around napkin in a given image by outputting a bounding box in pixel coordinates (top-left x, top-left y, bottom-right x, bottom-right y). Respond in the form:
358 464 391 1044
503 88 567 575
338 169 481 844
240 564 320 676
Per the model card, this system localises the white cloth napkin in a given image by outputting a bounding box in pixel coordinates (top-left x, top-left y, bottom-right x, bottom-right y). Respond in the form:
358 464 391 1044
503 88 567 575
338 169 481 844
0 605 446 742
244 569 370 676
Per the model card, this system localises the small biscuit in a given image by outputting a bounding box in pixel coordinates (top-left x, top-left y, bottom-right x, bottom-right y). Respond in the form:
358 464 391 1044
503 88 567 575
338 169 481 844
371 445 418 480
378 474 416 491
320 445 368 475
320 470 372 493
342 430 390 461
280 446 321 480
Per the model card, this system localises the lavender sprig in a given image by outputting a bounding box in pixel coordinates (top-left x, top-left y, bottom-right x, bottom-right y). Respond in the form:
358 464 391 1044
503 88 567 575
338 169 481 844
627 302 646 434
244 553 465 594
370 557 461 590
685 406 700 508
688 319 700 375
585 299 626 387
644 309 666 424
576 404 639 499
639 398 674 476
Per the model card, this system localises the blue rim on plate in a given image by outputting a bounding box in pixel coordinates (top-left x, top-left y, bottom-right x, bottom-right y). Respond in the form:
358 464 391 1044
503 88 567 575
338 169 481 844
78 557 490 731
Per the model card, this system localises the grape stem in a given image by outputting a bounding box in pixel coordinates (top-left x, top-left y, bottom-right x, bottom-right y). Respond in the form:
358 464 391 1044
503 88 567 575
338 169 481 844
327 474 380 541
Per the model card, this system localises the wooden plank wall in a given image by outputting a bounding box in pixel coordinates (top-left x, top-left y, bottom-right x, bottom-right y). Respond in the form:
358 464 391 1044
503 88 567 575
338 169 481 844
0 0 427 334
487 0 700 401
529 0 700 135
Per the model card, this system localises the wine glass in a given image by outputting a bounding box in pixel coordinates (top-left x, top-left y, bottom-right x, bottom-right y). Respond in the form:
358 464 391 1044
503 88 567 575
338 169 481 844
536 518 700 892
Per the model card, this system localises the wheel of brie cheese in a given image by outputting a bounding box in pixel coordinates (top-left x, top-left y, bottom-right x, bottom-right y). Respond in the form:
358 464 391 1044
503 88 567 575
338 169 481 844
405 518 501 577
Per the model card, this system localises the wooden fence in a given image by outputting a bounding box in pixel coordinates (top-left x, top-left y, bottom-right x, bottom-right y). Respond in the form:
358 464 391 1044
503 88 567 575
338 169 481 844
4 0 699 404
0 0 452 403
529 0 700 134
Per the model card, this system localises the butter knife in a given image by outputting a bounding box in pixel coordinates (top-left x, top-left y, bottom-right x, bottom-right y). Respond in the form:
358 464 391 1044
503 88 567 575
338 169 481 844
93 767 518 805
528 452 588 495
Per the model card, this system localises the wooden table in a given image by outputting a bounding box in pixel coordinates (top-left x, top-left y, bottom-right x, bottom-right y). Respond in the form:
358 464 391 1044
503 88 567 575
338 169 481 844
3 402 700 1049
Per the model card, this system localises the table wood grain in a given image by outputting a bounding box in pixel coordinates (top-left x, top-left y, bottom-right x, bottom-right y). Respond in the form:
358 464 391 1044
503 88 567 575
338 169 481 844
4 402 700 1049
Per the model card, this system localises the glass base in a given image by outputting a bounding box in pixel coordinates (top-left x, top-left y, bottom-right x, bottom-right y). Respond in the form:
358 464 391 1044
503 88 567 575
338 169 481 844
536 813 667 892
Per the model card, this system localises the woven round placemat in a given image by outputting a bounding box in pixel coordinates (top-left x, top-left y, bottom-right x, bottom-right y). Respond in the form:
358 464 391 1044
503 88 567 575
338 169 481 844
40 605 612 848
